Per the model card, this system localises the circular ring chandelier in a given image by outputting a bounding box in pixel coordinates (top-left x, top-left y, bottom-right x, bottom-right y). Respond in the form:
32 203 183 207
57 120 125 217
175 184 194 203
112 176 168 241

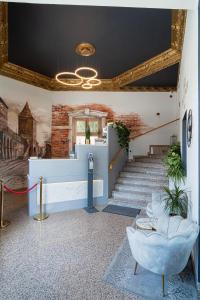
75 67 97 80
55 72 83 86
55 67 101 89
82 82 93 90
55 43 101 89
87 78 101 86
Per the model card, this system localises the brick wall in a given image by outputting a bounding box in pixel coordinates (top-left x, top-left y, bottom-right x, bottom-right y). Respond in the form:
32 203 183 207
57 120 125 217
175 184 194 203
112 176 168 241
51 105 71 158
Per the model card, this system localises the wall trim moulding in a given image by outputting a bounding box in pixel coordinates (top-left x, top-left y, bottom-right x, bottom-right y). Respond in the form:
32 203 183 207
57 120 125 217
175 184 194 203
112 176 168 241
0 3 186 92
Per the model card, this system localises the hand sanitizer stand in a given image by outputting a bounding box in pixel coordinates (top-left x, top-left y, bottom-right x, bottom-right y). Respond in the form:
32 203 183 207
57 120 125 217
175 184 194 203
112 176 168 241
84 153 98 213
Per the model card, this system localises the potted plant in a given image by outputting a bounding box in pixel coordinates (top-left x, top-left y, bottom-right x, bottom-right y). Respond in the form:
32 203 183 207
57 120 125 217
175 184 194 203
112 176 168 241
85 125 91 144
163 184 188 217
162 142 188 217
164 142 185 184
113 121 130 152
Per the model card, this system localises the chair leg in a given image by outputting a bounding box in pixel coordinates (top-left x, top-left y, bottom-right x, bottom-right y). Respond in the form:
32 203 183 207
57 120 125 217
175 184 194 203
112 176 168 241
134 262 138 275
179 273 184 282
162 274 165 297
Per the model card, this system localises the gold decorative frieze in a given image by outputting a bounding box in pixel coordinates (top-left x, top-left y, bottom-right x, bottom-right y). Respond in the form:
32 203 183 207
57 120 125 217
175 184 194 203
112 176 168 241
0 3 186 92
112 49 181 88
0 3 8 66
50 78 114 91
0 63 176 92
122 86 176 92
171 10 187 52
0 62 51 89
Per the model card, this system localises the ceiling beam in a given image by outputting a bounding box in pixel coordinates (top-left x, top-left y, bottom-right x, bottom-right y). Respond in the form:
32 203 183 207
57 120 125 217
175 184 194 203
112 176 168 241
2 0 198 10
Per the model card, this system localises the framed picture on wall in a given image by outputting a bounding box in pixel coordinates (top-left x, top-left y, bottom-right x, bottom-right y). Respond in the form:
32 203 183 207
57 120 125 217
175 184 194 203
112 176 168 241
187 109 192 147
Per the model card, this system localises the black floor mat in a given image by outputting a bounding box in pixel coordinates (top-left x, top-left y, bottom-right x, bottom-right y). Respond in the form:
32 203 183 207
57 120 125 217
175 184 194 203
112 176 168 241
102 205 140 217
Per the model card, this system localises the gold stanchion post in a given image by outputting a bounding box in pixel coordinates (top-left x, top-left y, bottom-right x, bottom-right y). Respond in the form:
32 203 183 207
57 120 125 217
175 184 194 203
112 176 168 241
0 180 10 229
34 176 49 221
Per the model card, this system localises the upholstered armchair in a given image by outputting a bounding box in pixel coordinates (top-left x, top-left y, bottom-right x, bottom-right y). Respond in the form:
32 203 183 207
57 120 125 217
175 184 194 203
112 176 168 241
127 215 199 297
146 191 168 218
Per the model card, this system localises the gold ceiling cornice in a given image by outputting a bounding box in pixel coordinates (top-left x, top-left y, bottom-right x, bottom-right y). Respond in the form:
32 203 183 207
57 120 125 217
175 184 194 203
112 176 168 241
171 10 187 52
0 62 52 89
0 2 8 66
112 49 181 88
0 3 186 92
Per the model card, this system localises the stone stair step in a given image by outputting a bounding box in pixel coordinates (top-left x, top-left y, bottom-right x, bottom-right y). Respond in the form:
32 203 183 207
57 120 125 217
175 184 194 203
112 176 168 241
127 161 165 169
112 190 152 202
109 153 168 210
124 166 166 175
115 183 163 194
108 197 148 209
120 171 167 181
134 157 164 163
117 177 168 187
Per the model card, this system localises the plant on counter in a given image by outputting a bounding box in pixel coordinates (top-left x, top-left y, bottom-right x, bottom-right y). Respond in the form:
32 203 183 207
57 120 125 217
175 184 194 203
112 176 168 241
163 184 188 217
85 125 91 144
113 121 130 151
164 142 185 184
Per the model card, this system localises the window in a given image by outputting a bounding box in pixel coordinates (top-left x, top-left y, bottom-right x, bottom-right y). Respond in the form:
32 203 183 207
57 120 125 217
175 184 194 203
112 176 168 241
75 118 100 145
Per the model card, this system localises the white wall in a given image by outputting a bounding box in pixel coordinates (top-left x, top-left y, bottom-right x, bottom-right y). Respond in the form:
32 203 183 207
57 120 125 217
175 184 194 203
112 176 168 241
178 9 198 221
177 8 199 282
0 75 179 154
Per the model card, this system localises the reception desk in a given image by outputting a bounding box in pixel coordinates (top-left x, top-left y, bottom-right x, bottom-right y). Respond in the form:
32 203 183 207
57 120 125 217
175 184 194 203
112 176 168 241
28 126 127 216
28 144 109 215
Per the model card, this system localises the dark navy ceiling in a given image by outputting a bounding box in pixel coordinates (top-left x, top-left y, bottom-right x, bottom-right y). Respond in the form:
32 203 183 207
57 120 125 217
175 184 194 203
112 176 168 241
8 3 177 86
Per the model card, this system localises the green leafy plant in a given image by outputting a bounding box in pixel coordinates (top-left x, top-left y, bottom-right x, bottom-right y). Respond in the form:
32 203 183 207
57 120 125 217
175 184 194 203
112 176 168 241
164 142 185 183
113 121 130 151
85 125 91 143
163 184 188 217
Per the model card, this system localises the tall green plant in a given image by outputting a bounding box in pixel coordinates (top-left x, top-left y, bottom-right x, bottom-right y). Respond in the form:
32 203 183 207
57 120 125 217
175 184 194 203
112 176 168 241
164 142 185 183
163 184 188 217
113 121 130 151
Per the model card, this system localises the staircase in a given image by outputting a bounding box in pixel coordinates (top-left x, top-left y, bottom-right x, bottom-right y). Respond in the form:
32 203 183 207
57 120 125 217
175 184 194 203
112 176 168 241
108 156 168 209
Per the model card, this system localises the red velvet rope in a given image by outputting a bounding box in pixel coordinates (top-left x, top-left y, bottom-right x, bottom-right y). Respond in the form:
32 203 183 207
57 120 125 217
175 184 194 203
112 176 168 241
3 183 38 195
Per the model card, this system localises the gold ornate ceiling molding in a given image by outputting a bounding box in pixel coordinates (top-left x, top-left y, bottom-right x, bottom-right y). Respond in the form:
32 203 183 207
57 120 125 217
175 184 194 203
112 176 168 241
0 2 8 67
0 3 186 91
112 49 181 87
0 62 52 89
171 10 187 52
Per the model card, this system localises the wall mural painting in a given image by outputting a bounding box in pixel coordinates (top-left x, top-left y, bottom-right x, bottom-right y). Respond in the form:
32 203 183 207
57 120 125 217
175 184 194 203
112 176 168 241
0 98 50 189
51 103 149 158
0 98 149 189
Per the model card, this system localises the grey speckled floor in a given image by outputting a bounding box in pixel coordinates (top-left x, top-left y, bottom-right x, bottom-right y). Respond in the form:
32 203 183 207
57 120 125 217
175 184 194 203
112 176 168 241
0 193 141 300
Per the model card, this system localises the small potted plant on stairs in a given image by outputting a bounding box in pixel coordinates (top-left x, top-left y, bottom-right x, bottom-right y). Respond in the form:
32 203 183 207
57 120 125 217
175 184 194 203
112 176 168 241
163 142 187 217
164 142 185 183
113 121 130 151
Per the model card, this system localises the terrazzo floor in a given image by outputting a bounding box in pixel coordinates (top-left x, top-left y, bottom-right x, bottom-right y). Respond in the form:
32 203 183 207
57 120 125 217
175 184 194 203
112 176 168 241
0 193 141 300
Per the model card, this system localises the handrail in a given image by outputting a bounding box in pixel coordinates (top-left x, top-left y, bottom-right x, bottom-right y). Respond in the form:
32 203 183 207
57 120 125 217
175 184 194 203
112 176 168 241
109 118 179 170
131 118 180 139
109 148 123 171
